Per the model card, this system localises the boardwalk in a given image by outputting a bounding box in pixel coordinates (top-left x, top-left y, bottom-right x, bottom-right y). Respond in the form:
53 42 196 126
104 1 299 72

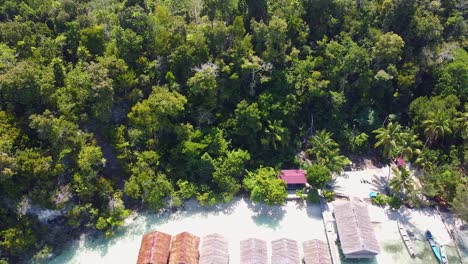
319 198 341 264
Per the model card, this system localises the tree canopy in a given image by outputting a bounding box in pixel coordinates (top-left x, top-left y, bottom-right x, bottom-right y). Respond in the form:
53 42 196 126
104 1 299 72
0 0 466 261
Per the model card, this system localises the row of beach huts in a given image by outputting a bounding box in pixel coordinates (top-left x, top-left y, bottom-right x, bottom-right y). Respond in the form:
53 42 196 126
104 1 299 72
137 168 382 264
136 199 383 264
136 232 332 264
135 168 452 263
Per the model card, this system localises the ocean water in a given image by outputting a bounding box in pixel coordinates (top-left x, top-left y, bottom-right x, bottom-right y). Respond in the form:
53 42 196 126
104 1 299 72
339 228 461 264
372 222 462 264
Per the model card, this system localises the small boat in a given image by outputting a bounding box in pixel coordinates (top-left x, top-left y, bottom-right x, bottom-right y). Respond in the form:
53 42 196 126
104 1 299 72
426 230 442 263
440 244 449 264
397 221 416 257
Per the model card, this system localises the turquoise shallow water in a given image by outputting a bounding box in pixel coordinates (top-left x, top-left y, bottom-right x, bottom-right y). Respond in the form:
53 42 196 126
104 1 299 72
378 239 459 264
335 218 463 264
339 239 460 264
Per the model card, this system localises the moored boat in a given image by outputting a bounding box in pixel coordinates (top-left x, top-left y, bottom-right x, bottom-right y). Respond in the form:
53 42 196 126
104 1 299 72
440 244 448 264
426 230 442 263
397 221 416 257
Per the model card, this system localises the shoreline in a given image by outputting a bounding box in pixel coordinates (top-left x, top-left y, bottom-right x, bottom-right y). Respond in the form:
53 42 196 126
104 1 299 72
47 197 326 264
44 194 467 264
29 160 468 264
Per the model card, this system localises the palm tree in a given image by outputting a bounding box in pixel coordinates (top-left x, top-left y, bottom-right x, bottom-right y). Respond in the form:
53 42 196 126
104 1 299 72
373 122 402 159
263 120 288 150
414 147 439 171
389 167 415 197
307 130 350 174
326 154 351 175
307 130 338 162
422 111 452 145
373 122 403 183
396 130 422 161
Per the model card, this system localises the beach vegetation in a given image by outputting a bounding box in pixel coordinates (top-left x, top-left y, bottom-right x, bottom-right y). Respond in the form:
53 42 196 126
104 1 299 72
388 195 403 210
295 188 308 202
348 132 369 154
372 193 403 210
31 245 52 263
243 167 287 206
421 165 464 205
175 180 198 200
373 122 403 160
306 164 332 189
450 182 468 222
306 189 320 204
372 194 390 207
307 130 350 174
389 167 415 197
322 190 336 202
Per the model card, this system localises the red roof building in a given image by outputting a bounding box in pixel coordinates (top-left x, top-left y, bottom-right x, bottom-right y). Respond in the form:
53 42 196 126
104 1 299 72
279 170 307 189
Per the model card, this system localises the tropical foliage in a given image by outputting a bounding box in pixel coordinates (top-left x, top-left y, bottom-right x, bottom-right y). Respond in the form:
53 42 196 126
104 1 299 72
0 0 466 261
306 164 332 189
389 167 416 196
243 167 287 206
307 130 350 174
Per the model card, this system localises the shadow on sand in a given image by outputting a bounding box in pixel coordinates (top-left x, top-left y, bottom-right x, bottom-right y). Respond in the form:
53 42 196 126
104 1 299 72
370 174 388 194
246 200 286 228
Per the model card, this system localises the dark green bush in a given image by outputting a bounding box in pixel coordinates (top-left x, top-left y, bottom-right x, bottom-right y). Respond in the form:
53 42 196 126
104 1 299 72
322 190 336 202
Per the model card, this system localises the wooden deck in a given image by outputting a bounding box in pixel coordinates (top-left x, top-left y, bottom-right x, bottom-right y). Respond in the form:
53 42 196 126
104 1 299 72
319 197 341 264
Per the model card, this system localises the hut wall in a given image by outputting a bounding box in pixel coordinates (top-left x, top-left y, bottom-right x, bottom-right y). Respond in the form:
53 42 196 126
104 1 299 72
344 252 379 259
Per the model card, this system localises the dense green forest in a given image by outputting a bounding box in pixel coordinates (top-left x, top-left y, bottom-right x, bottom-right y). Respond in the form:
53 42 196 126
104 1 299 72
0 0 466 262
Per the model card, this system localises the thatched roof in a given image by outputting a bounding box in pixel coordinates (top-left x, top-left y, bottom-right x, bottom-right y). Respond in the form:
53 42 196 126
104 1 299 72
302 239 332 264
271 238 300 264
136 231 172 264
240 238 267 264
169 232 200 264
334 201 380 258
199 233 229 264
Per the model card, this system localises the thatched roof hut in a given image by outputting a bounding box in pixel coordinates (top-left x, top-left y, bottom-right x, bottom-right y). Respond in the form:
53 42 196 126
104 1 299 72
271 238 300 264
199 233 229 264
169 232 200 264
334 201 380 259
240 238 267 264
136 231 172 264
302 239 332 264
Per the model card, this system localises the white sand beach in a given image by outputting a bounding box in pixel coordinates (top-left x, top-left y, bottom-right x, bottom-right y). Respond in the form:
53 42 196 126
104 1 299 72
48 168 466 264
332 167 389 198
48 198 326 264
